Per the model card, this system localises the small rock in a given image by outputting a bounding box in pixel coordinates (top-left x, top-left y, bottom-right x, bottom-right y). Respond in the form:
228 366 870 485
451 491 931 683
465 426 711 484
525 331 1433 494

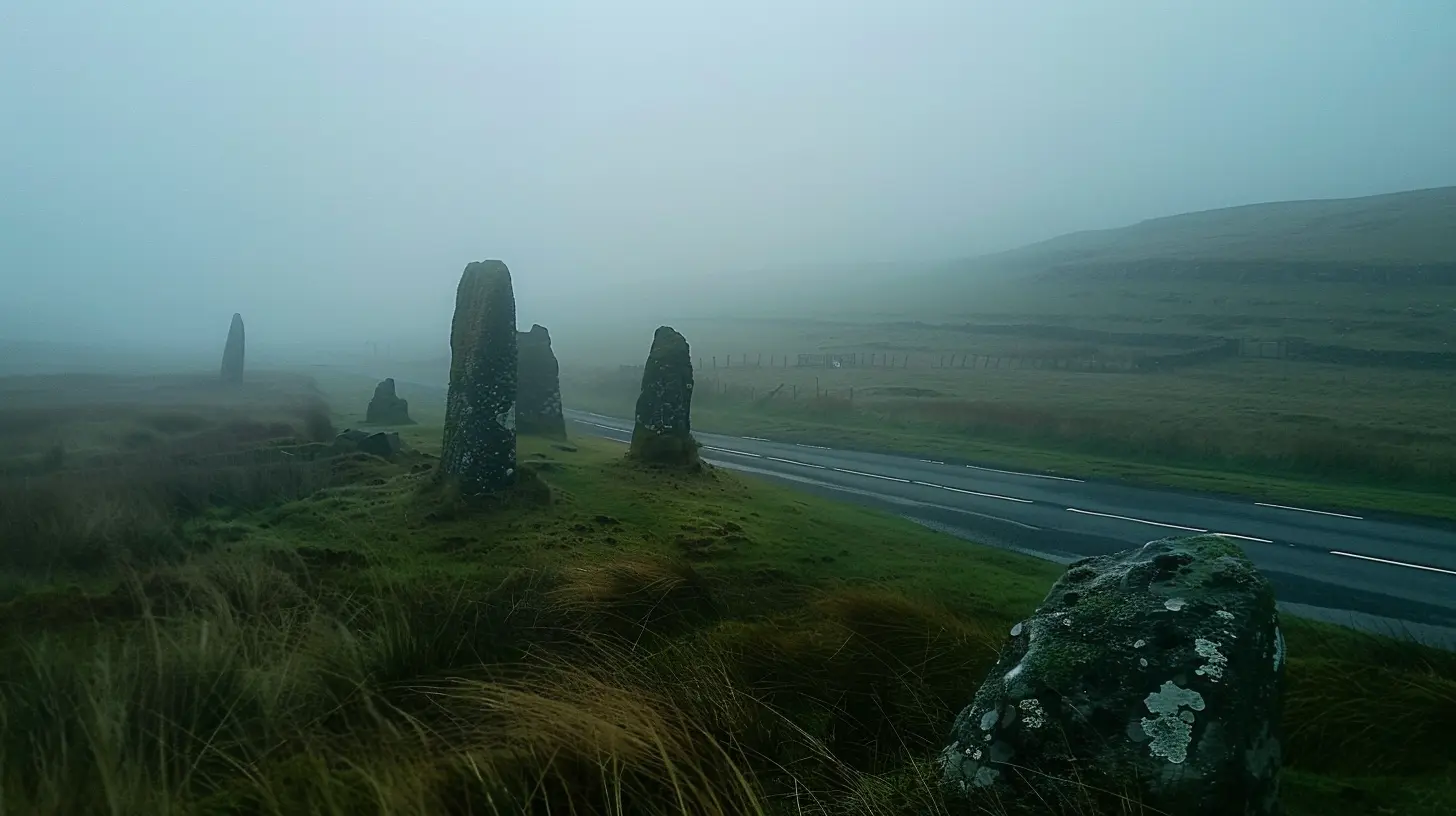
365 378 415 425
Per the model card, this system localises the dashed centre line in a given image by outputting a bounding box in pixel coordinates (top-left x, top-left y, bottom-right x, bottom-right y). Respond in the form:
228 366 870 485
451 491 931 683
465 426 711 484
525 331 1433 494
796 443 832 450
832 467 911 484
765 455 825 469
912 481 1034 504
1065 507 1208 532
968 464 1085 483
702 446 762 458
920 459 946 465
1256 502 1364 520
1329 551 1456 576
742 436 771 442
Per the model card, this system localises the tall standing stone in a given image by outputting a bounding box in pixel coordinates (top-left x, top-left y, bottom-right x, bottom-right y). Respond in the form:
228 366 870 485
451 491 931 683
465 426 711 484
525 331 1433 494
940 535 1286 815
365 378 415 425
220 313 245 383
439 261 517 495
628 327 697 464
516 324 566 438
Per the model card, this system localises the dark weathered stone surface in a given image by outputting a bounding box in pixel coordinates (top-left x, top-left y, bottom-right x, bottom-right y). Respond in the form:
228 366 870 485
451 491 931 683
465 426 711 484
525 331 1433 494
335 429 403 460
220 313 245 383
365 378 415 425
516 324 566 438
940 535 1285 815
439 260 517 494
628 327 697 464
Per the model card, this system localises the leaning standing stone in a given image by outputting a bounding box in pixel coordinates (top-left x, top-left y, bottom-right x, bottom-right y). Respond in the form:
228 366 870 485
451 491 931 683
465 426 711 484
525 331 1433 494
220 313 245 383
516 324 566 438
628 326 697 464
940 534 1285 815
439 260 517 494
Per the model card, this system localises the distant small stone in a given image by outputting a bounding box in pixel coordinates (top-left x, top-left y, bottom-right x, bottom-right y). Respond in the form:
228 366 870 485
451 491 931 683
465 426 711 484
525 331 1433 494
516 324 567 438
939 535 1286 815
439 260 517 495
220 313 245 383
365 378 415 425
628 326 698 465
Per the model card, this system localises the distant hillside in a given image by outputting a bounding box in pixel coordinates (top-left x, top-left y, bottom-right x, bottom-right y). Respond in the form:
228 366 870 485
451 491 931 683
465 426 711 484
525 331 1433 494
948 186 1456 285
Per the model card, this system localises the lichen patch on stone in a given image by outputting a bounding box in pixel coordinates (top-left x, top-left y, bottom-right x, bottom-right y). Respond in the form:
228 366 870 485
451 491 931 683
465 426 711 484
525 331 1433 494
1194 638 1228 683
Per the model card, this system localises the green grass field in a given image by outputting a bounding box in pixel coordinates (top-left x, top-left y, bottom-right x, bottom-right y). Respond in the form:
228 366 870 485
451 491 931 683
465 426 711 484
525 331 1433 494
1 370 1454 814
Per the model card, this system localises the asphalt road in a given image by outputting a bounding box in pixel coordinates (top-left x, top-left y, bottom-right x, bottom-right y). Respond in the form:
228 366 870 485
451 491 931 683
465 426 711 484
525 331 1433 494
563 409 1456 647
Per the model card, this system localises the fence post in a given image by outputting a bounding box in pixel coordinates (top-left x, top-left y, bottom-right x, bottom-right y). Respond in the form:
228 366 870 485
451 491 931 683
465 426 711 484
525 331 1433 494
726 355 731 368
792 384 798 399
712 356 717 369
757 353 762 367
815 377 820 398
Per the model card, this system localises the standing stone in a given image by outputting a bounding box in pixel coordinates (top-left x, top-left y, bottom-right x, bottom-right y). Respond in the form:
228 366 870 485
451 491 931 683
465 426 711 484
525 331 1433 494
628 327 697 464
940 535 1285 815
365 378 415 425
516 324 566 438
220 313 245 383
439 261 517 495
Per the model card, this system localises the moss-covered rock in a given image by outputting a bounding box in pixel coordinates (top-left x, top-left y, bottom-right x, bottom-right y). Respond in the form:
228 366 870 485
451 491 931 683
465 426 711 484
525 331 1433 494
439 261 517 496
940 535 1285 815
220 313 245 383
365 378 414 425
516 324 566 438
628 327 698 465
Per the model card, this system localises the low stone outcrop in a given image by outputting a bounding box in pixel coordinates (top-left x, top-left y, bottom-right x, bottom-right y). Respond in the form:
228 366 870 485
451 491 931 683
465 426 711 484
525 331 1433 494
365 378 414 425
220 313 245 383
516 324 566 438
628 327 697 464
335 428 404 460
439 260 517 495
940 535 1286 815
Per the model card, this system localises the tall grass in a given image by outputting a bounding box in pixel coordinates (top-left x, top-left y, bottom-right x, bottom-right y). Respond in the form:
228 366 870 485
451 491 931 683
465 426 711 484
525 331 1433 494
3 553 1452 815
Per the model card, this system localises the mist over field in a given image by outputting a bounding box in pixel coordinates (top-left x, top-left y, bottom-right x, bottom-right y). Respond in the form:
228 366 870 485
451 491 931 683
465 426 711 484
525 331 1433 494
3 0 1455 368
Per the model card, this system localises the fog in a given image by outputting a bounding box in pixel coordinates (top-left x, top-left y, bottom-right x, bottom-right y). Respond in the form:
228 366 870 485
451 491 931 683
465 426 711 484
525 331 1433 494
3 1 1454 363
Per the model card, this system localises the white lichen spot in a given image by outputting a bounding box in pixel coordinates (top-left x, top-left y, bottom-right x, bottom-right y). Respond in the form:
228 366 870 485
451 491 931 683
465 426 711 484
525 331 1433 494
1017 699 1047 729
1010 622 1024 637
1164 598 1187 612
1139 658 1149 667
1003 660 1025 683
1140 681 1206 765
1273 626 1286 672
1062 617 1073 627
1194 638 1228 683
979 710 998 731
1133 638 1147 649
972 766 1001 787
1215 610 1235 621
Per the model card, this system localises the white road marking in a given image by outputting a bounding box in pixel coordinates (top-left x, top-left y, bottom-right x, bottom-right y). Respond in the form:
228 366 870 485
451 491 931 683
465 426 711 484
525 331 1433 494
920 459 946 465
581 421 627 432
832 467 912 483
707 459 1041 530
967 464 1085 483
1255 502 1364 520
702 446 762 458
743 436 771 442
765 455 825 469
796 443 832 450
913 481 1034 504
1212 532 1276 544
1329 550 1456 576
1065 507 1208 533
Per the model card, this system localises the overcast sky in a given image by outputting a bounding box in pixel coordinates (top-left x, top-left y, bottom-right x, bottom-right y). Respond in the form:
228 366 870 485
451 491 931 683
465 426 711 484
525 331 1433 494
3 0 1454 352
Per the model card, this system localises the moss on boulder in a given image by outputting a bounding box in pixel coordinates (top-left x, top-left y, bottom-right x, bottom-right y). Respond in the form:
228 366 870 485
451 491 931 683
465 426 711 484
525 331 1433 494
940 534 1285 815
439 261 517 496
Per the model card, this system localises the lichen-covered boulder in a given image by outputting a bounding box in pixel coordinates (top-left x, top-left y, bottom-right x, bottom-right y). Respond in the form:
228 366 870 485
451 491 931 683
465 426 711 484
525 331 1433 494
220 313 245 383
516 324 566 438
335 428 404 460
439 260 517 495
940 535 1285 815
628 326 697 464
366 378 415 425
